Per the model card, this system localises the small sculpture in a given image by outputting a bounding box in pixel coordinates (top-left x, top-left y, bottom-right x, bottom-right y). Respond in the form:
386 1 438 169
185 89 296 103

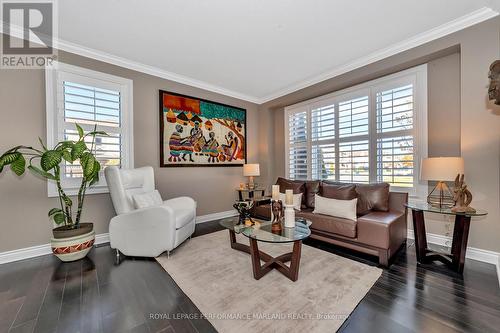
488 60 500 105
271 199 284 233
233 201 254 225
451 174 476 213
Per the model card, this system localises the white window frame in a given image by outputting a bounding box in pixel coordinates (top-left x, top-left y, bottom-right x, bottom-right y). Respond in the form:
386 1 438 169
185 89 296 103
284 64 428 198
45 62 134 197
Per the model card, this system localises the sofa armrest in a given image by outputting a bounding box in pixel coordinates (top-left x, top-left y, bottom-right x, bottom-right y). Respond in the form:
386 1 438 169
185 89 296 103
109 205 177 256
388 192 408 214
163 196 197 211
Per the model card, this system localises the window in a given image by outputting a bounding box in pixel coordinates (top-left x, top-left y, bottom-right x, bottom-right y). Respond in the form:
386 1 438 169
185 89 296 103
45 62 133 196
285 65 427 196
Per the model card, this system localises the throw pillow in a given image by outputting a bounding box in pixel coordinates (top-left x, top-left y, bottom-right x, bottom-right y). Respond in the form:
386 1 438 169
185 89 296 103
276 177 306 206
355 183 390 215
313 194 357 221
278 192 302 211
132 190 163 209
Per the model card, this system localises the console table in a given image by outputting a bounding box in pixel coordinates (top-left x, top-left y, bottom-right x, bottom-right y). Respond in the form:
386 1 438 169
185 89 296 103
236 187 266 201
406 203 487 273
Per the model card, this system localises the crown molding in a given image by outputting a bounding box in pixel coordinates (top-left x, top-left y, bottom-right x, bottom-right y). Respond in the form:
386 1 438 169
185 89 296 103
258 6 499 104
0 21 262 104
56 39 262 104
2 6 498 105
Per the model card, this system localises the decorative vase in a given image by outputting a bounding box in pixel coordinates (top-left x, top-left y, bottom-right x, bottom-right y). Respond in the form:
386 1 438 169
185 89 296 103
284 204 295 228
51 223 95 262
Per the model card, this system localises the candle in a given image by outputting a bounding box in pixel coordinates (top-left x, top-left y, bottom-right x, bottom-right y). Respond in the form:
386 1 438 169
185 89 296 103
272 185 280 201
285 189 293 205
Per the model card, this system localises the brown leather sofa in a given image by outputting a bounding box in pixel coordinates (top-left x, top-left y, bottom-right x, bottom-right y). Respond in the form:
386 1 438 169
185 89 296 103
251 178 408 267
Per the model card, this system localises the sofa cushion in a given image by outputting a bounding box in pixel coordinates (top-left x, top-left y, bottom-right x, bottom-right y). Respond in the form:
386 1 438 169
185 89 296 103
304 180 320 208
320 182 357 200
296 210 357 238
276 177 306 206
355 183 390 215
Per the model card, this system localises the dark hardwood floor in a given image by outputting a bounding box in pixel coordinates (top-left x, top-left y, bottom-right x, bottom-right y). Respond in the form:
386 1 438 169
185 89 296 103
1 220 499 333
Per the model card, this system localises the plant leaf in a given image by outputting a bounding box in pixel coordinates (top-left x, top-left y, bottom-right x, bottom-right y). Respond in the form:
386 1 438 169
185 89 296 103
53 212 66 225
71 141 87 160
57 141 74 151
88 160 101 184
85 130 108 137
48 208 62 217
82 154 96 178
62 150 72 163
28 165 56 180
40 150 62 171
76 123 84 138
89 171 99 186
10 154 26 176
0 152 21 167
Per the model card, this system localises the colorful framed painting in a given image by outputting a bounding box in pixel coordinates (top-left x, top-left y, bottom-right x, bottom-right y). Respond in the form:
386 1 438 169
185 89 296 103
159 90 247 167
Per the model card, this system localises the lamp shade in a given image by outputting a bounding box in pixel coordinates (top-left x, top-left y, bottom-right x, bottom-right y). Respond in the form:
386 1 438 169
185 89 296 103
420 157 464 181
243 164 260 177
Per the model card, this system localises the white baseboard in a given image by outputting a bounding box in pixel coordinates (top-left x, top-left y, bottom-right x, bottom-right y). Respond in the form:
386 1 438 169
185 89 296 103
407 229 500 287
0 211 236 265
0 232 110 265
196 210 238 224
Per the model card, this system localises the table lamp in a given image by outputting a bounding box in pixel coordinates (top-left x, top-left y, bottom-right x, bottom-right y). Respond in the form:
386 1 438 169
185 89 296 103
420 157 464 208
243 164 260 189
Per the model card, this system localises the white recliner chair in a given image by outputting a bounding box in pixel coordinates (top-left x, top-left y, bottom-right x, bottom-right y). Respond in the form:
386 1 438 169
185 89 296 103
104 166 196 259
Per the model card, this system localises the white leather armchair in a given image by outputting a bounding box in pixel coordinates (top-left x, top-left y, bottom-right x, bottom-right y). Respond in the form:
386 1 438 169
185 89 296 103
104 166 196 258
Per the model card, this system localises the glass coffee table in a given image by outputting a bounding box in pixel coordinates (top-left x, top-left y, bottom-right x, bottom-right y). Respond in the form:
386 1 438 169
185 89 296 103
219 217 311 281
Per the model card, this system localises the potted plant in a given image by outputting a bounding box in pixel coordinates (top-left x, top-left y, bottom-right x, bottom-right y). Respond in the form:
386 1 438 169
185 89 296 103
0 124 106 262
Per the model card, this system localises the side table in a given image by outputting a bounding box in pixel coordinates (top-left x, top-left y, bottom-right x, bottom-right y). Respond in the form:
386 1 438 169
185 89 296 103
236 187 266 201
405 202 487 274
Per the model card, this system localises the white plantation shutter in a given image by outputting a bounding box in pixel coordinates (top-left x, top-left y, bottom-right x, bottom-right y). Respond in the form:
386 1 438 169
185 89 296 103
339 140 369 183
46 63 133 196
62 82 122 178
285 65 427 195
338 96 369 138
287 110 308 180
375 84 415 187
311 104 335 180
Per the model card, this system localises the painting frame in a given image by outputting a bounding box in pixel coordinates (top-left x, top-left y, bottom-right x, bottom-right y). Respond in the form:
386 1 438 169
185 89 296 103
159 90 248 168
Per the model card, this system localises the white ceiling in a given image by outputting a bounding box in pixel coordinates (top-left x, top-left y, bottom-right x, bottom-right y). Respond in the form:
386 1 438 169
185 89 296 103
57 0 499 103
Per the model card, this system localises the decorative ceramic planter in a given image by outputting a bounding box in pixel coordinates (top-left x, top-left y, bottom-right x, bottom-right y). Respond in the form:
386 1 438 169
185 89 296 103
51 229 95 262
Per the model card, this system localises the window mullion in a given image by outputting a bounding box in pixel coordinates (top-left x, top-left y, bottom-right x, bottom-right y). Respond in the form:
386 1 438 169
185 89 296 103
306 106 312 180
369 87 377 183
334 101 340 181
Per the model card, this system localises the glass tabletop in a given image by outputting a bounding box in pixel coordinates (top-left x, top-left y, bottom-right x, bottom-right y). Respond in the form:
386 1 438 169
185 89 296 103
405 202 487 217
219 217 311 243
236 187 266 192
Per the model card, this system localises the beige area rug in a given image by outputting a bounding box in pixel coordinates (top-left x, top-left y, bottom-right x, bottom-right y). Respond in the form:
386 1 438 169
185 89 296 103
156 231 382 333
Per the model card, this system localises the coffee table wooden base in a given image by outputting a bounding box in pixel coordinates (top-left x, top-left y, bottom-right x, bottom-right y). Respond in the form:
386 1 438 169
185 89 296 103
228 229 302 282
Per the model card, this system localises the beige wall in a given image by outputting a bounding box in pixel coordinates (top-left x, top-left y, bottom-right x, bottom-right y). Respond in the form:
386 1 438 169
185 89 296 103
1 17 499 254
259 17 500 252
0 50 258 252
